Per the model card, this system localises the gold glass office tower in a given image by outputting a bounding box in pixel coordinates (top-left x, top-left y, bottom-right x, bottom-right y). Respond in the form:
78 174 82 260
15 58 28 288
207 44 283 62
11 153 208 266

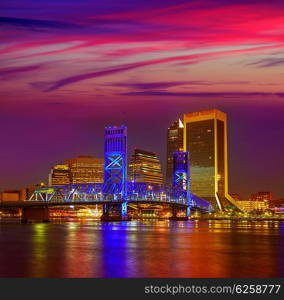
183 109 241 211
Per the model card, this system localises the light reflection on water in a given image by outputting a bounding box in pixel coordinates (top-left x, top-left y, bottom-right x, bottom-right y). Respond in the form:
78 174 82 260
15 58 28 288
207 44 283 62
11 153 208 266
0 219 284 277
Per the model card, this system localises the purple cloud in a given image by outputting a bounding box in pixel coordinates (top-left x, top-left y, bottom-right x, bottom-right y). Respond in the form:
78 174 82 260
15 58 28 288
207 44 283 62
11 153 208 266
44 62 151 91
0 17 79 30
44 57 205 91
108 80 251 90
119 91 284 97
42 53 253 92
0 65 41 77
248 58 284 68
108 81 212 90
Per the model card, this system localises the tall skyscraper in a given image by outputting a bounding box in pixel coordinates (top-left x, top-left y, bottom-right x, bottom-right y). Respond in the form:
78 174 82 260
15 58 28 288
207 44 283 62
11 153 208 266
129 149 163 184
166 119 184 185
183 109 241 211
48 164 71 186
64 155 104 184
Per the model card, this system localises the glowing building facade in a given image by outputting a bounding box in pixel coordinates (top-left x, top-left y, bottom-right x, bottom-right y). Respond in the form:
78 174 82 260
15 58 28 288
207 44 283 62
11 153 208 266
49 164 71 186
238 191 273 212
166 119 184 185
64 155 104 184
129 149 163 184
183 109 241 211
236 200 269 212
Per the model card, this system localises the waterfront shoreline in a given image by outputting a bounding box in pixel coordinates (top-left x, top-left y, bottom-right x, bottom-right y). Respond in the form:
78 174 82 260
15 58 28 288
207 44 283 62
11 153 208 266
1 216 284 223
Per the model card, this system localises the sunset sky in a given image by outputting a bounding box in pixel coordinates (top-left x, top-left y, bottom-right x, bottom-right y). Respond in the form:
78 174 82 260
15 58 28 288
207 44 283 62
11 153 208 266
1 0 284 199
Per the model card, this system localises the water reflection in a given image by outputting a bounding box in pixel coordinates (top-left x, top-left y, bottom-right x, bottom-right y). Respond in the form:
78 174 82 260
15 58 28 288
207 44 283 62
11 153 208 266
29 223 49 277
0 220 284 277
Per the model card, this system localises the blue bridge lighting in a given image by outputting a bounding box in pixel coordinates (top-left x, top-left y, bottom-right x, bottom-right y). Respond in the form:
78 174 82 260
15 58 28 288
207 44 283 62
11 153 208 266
27 125 211 219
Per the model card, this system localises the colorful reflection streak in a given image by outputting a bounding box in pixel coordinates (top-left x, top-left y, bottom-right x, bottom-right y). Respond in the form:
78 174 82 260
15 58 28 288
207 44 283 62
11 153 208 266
0 220 284 277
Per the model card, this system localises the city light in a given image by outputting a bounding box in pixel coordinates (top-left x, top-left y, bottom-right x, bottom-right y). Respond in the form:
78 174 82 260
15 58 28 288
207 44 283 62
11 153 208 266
0 0 284 284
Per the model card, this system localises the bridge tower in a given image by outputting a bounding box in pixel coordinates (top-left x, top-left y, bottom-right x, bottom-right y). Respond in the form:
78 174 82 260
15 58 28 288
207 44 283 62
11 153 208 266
101 125 130 221
170 151 191 220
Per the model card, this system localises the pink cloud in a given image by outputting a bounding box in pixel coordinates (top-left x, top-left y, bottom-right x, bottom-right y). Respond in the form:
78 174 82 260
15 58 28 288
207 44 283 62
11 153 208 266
44 43 284 91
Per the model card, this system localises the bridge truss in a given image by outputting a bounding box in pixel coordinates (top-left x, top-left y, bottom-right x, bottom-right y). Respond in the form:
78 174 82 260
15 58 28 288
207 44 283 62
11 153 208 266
28 182 189 206
24 125 212 217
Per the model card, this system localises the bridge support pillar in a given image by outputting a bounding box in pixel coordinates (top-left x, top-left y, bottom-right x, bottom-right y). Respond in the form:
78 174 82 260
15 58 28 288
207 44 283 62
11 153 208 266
186 205 191 217
102 203 109 216
101 202 131 221
21 206 50 223
169 205 189 221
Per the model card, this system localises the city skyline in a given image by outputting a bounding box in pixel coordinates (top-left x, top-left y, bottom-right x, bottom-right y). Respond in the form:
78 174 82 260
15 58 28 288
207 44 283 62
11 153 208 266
1 106 283 202
1 0 284 199
1 0 284 282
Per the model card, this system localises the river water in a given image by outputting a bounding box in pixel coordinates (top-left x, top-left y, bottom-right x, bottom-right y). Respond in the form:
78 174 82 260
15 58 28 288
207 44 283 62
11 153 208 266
0 219 284 277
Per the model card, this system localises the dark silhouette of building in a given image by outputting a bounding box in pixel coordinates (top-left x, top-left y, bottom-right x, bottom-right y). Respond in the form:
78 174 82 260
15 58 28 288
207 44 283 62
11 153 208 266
166 119 184 185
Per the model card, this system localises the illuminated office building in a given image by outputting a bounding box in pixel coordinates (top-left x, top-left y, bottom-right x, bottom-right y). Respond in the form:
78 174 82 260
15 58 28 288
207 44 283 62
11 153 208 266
183 109 241 211
129 149 163 184
166 119 184 185
250 191 272 208
237 199 269 212
65 155 104 184
49 164 71 186
251 191 272 203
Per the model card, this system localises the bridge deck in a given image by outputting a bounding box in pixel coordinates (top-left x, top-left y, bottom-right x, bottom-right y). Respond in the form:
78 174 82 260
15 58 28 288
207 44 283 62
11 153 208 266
0 200 188 208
